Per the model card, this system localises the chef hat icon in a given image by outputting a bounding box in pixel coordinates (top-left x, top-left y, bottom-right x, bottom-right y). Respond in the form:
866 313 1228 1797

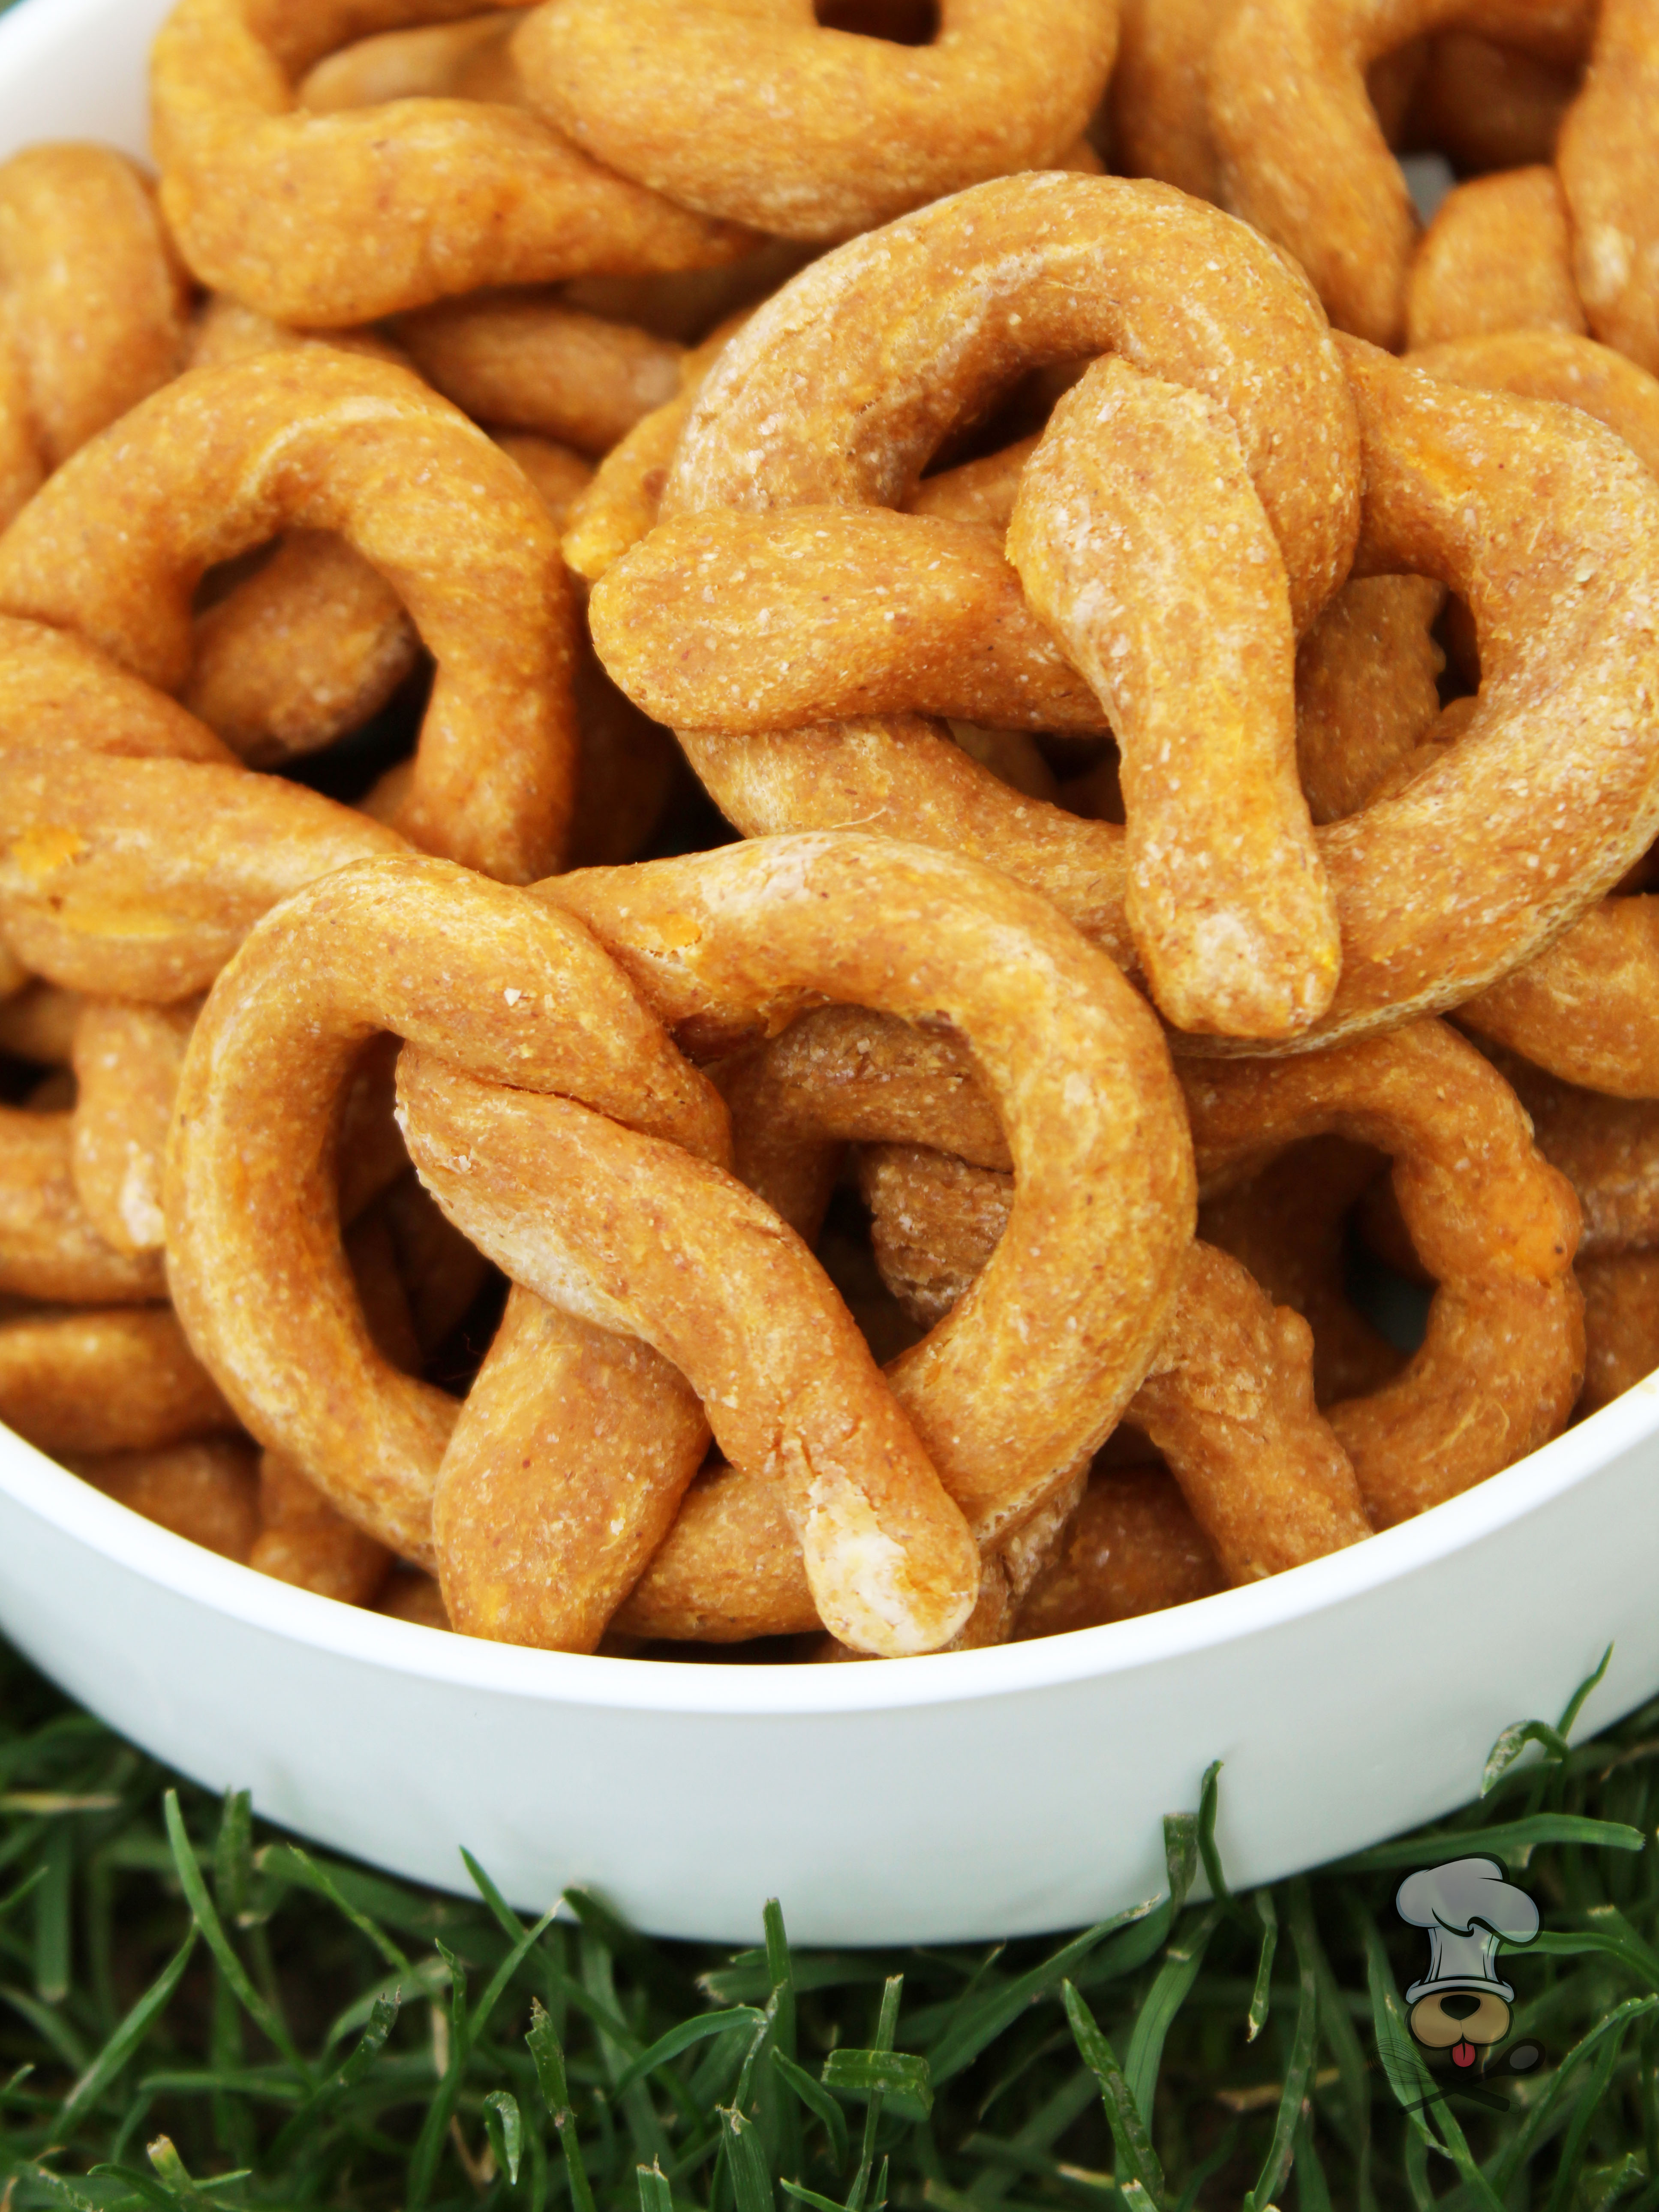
1397 1855 1540 2003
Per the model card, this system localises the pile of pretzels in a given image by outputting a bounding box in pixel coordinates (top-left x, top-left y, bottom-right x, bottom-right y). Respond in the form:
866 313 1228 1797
1 0 1656 1660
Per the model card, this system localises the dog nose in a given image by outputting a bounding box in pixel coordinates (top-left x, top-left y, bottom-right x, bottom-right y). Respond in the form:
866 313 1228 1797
1440 1994 1482 2020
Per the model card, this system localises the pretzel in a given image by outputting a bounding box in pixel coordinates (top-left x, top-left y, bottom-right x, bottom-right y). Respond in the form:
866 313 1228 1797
1198 1136 1405 1405
69 1000 199 1255
605 246 1659 1047
150 0 751 328
0 351 577 885
394 294 685 457
0 1307 235 1457
296 10 529 110
1556 0 1659 375
858 1146 1372 1582
70 1437 261 1564
1007 354 1341 1037
1013 1465 1226 1638
1402 332 1659 1093
1410 31 1578 171
1577 1252 1659 1416
399 1060 979 1656
0 144 188 530
511 0 1118 242
1210 0 1598 349
1294 576 1446 825
0 749 403 1002
445 826 1188 1650
0 1105 166 1306
1183 1020 1583 1524
1407 167 1587 350
165 853 736 1569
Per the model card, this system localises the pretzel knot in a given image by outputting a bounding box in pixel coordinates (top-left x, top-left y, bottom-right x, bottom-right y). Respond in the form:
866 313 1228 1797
0 349 577 889
150 0 752 327
165 835 1193 1656
1210 0 1654 367
513 0 1118 241
0 145 187 531
592 189 1659 1052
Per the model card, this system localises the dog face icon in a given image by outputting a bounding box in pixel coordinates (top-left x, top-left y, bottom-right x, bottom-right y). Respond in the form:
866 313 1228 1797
1396 1856 1539 2070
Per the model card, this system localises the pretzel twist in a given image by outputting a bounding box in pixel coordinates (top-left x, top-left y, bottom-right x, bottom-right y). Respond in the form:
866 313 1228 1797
0 351 577 885
512 0 1119 241
150 0 752 327
0 145 188 530
595 232 1659 1050
1210 0 1602 351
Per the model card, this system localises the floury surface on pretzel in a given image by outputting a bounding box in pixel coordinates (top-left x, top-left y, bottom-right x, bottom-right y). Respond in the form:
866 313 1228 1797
164 835 1193 1655
150 0 753 326
0 349 576 887
593 177 1659 1051
512 0 1117 240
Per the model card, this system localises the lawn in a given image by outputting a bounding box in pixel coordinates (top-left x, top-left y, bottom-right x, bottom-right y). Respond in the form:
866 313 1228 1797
2 1638 1656 2212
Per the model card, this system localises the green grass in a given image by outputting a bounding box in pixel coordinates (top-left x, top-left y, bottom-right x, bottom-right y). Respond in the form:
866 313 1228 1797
2 1638 1657 2212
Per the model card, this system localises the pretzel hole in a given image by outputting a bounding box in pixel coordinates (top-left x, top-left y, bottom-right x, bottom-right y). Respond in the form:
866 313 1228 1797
813 0 938 45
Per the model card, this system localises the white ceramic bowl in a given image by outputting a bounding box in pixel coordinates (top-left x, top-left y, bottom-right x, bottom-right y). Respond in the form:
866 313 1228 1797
2 0 1657 1947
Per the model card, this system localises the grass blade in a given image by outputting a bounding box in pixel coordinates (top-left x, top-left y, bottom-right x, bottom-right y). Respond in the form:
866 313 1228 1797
1241 1884 1318 2212
926 1903 1157 2085
529 1998 598 2212
485 2088 524 2186
1126 1905 1221 2124
52 1926 197 2145
771 2048 849 2170
1061 1981 1165 2206
1331 1811 1644 1872
613 2007 764 2097
161 1792 304 2074
1246 1890 1278 2045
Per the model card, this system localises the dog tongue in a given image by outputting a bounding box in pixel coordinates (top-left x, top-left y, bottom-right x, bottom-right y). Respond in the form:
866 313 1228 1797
1452 2040 1477 2068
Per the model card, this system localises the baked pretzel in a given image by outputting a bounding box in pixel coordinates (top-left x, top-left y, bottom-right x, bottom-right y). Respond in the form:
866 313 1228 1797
511 0 1118 241
1409 30 1578 171
165 854 722 1566
595 223 1659 1049
1556 0 1659 375
1407 167 1588 349
1293 576 1446 825
1210 0 1599 349
1184 1020 1583 1524
0 144 188 529
296 9 529 108
150 0 751 326
1397 331 1659 1094
0 1307 235 1458
1577 1251 1659 1416
394 293 685 456
1013 1465 1225 1637
0 350 576 885
858 1151 1371 1582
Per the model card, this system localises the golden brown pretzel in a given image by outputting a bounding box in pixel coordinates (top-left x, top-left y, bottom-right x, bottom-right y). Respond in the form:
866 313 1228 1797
393 293 685 455
1407 166 1587 349
857 1146 1371 1582
0 144 188 529
1210 0 1598 349
1402 331 1659 1094
150 0 751 326
1556 0 1659 374
398 1057 980 1656
604 267 1659 1051
1183 1020 1583 1524
166 854 724 1566
0 1106 165 1305
0 351 576 884
512 0 1119 241
0 1307 236 1458
72 1438 262 1563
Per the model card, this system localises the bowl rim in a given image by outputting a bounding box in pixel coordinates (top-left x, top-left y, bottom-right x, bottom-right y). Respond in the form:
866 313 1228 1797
6 1370 1656 1718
